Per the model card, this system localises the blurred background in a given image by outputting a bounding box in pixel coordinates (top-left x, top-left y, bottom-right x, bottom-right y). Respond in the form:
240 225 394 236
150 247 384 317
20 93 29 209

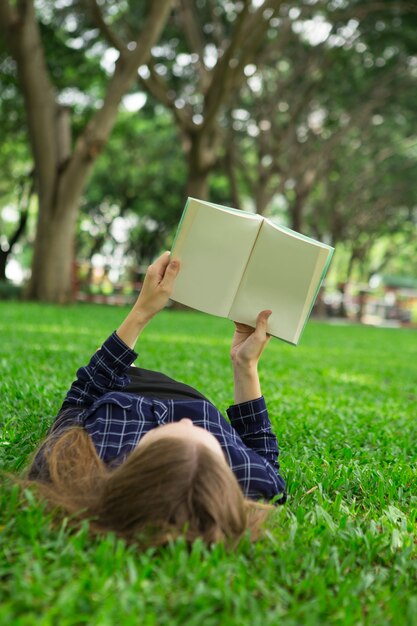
0 0 416 327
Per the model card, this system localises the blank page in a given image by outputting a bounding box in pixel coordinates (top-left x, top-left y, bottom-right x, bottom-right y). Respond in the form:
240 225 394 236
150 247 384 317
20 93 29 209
171 199 262 317
228 220 330 343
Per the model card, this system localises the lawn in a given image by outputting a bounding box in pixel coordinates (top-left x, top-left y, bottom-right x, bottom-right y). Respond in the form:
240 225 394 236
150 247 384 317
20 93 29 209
0 302 416 626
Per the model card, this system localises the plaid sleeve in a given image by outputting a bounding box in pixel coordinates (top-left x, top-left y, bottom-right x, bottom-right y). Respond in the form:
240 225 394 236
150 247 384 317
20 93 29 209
227 396 280 472
227 397 286 504
61 332 138 408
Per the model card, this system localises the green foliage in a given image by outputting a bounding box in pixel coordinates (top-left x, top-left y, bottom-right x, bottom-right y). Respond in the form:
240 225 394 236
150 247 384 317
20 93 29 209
0 53 32 202
77 109 187 264
0 280 23 300
85 110 186 225
1 303 416 624
2 1 417 289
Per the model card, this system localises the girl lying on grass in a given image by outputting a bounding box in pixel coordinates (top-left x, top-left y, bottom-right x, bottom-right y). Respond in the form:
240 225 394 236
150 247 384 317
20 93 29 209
23 252 286 547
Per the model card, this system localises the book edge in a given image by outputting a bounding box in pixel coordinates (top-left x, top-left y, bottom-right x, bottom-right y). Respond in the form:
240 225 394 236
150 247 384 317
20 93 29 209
188 197 259 219
171 197 194 255
266 217 330 249
226 309 298 345
293 245 335 344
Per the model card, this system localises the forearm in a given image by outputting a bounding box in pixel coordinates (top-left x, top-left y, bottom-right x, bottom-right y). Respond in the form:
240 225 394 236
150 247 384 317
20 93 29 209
115 252 179 350
115 305 152 350
229 310 271 403
232 362 262 404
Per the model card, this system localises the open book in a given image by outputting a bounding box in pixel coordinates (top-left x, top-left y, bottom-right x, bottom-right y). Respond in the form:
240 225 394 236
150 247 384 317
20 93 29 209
170 198 334 345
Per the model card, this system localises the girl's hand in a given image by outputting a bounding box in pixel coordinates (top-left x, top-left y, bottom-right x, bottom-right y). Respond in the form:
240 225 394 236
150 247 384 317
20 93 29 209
230 310 272 368
134 251 180 322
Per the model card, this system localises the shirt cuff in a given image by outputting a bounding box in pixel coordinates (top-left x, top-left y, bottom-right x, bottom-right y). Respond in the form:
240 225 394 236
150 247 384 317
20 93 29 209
226 396 269 427
99 331 138 373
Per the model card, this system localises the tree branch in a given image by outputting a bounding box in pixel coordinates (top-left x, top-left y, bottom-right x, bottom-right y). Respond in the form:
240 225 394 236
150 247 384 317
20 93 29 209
139 63 195 131
299 1 417 22
1 0 58 211
202 0 251 129
206 0 225 48
125 0 173 71
178 0 206 68
89 0 127 53
0 0 18 31
60 0 173 207
203 0 285 130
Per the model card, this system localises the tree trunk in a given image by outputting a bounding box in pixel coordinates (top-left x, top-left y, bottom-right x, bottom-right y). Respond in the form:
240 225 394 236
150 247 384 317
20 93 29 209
290 195 303 232
26 198 79 302
0 0 173 303
186 167 210 199
185 131 218 199
255 172 274 215
0 252 7 282
357 290 367 323
224 141 241 209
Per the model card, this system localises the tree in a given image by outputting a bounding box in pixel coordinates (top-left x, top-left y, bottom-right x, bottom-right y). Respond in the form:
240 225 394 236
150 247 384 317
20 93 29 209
137 0 286 199
0 0 172 302
224 0 417 237
77 108 187 269
0 46 33 282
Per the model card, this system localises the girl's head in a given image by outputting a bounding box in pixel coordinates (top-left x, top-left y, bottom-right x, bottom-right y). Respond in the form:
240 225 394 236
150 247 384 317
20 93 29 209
138 417 226 459
22 427 273 548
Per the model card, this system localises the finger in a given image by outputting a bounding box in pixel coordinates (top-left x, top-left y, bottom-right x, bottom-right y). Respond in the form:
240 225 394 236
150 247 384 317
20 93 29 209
234 321 254 333
149 251 171 280
160 258 181 290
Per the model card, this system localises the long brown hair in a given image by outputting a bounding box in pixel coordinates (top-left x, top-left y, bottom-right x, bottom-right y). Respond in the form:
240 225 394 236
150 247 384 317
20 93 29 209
17 428 274 548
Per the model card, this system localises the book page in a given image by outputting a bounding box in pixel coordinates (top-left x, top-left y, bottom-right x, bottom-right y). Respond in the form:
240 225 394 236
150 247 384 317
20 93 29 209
171 198 262 317
228 221 332 344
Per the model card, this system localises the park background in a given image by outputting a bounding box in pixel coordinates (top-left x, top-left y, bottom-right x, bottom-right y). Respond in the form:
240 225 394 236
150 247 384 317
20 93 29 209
0 1 416 624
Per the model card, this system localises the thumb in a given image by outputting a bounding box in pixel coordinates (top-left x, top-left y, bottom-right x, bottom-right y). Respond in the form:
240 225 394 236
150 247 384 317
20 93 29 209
255 310 272 336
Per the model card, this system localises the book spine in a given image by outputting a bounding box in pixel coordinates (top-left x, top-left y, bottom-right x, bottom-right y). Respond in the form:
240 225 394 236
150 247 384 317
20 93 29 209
227 217 264 317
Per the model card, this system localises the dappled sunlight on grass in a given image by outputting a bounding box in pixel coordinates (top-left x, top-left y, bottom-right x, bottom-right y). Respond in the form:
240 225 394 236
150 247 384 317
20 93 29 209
0 322 102 336
325 369 377 387
145 332 230 346
9 342 83 354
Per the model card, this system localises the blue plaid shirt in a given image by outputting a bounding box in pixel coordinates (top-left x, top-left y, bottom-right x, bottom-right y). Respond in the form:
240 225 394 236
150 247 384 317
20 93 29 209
41 332 286 503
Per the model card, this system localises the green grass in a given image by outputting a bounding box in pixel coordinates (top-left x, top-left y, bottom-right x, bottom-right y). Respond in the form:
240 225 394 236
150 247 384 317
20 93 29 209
0 302 416 626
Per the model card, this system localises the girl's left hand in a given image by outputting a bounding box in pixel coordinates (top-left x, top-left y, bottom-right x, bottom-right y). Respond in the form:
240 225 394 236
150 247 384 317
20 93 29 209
230 310 272 368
